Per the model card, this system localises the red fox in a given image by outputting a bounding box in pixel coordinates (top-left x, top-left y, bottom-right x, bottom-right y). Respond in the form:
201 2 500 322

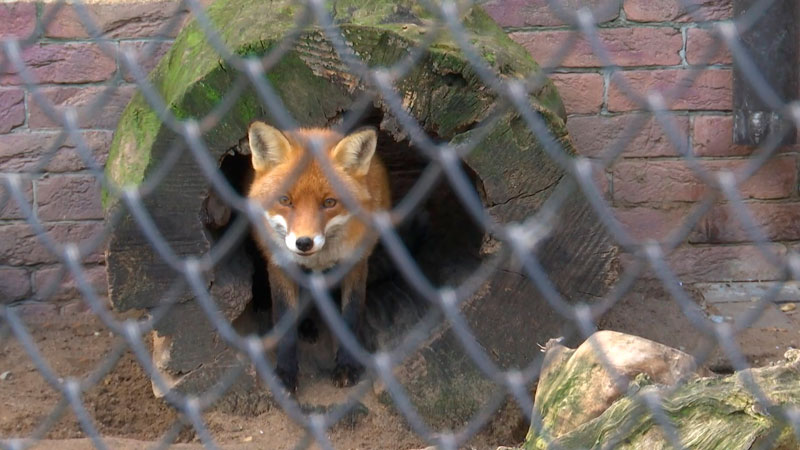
246 121 391 392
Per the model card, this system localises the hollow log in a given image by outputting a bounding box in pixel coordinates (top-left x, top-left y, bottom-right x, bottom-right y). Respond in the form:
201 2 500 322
104 0 618 424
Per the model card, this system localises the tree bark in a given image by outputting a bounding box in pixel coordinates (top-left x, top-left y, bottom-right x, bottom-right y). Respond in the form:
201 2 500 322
525 337 800 450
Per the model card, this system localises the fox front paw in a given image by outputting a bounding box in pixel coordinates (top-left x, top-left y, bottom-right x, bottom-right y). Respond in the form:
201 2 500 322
332 362 363 388
275 367 298 395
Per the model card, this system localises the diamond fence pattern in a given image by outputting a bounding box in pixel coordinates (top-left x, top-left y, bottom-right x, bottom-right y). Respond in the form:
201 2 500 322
1 0 799 448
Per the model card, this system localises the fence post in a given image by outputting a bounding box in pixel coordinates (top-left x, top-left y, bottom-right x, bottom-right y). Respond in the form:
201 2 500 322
733 0 798 145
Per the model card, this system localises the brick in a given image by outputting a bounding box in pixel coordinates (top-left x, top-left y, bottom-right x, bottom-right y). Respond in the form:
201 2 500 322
28 85 136 129
549 73 604 114
44 1 188 39
0 133 56 172
37 175 103 221
0 177 33 220
0 267 30 303
120 41 173 82
655 244 785 283
0 3 36 39
614 205 691 241
686 28 731 65
45 223 105 265
691 202 800 244
0 130 112 173
60 300 91 315
0 43 116 85
33 264 107 303
608 69 731 112
49 130 112 172
586 159 611 199
613 155 797 204
0 224 55 266
511 28 682 68
568 113 689 158
0 222 104 266
0 89 25 134
10 301 60 322
623 0 731 22
791 244 800 261
728 157 797 200
483 0 619 27
693 115 752 157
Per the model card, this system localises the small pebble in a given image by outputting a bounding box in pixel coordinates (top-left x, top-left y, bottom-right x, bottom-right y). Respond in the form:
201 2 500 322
242 436 253 442
0 371 10 380
780 303 796 312
710 315 724 324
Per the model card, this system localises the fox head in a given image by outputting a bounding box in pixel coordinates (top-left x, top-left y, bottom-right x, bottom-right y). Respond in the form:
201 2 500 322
246 121 378 258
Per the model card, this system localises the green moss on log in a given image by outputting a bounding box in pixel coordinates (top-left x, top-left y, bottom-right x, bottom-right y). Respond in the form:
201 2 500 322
526 352 800 450
102 95 160 206
103 0 568 210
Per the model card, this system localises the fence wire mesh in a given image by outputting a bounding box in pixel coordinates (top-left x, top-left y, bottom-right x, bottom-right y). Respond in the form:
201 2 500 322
1 0 799 448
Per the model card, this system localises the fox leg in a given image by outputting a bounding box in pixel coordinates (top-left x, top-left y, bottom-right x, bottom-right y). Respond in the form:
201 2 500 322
333 259 368 387
268 263 300 394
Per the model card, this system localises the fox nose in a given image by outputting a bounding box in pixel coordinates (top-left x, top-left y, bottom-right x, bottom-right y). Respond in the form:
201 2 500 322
295 237 314 252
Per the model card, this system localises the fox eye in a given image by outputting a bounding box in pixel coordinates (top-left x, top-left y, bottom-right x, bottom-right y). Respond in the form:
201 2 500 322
279 195 292 207
322 198 337 208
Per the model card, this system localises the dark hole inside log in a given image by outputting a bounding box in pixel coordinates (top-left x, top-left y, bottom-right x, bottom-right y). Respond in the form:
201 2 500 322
205 111 485 371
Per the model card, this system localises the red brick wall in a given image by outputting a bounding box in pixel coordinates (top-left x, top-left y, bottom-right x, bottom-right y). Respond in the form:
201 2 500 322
1 1 797 314
485 0 798 284
0 2 184 314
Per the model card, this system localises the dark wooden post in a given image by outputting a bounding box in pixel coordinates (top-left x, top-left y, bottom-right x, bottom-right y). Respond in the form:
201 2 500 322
733 0 798 145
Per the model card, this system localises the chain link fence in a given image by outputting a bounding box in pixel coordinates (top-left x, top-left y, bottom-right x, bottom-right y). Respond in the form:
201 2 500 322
1 0 799 448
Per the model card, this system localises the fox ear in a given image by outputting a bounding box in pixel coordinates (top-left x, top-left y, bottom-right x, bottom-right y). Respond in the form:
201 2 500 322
248 121 292 172
331 127 377 176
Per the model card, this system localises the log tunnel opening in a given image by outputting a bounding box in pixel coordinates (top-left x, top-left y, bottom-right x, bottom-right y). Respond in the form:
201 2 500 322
205 107 486 373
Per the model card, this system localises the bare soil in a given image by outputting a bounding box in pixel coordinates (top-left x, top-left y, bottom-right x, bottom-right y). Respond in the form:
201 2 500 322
2 280 796 449
0 317 182 443
598 281 800 372
0 312 514 449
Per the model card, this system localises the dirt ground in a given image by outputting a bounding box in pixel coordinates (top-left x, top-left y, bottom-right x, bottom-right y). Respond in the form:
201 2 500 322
2 280 798 449
598 281 800 372
0 312 518 450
